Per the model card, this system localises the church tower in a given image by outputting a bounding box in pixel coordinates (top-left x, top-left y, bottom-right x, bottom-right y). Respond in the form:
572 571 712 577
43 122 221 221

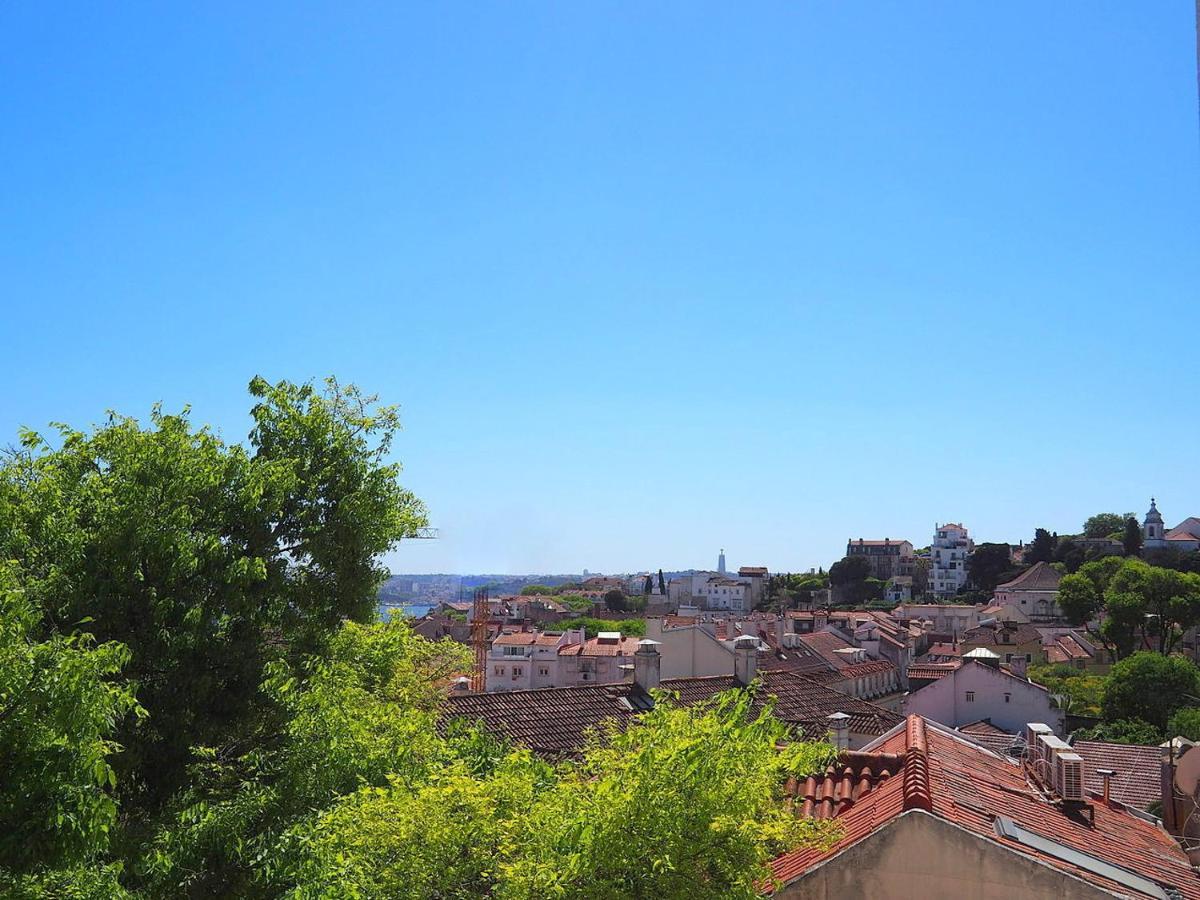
717 549 726 575
1143 498 1167 550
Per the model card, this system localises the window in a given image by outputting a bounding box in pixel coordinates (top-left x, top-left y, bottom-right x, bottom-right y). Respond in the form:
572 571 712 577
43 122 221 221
538 666 549 676
1005 653 1013 663
965 691 975 702
1004 693 1011 703
494 666 504 675
1025 654 1032 663
513 666 523 677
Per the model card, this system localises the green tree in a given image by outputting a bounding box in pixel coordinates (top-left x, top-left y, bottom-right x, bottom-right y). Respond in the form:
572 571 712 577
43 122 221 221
1074 719 1164 746
967 543 1016 593
519 584 556 596
1167 708 1200 742
603 589 628 612
828 555 873 604
145 617 471 896
0 564 141 891
0 378 427 811
1084 513 1130 539
1102 652 1200 730
273 688 838 899
643 574 653 596
558 617 647 639
1025 528 1057 565
1052 538 1086 573
658 569 667 596
1027 664 1105 717
1057 572 1102 626
1123 517 1144 556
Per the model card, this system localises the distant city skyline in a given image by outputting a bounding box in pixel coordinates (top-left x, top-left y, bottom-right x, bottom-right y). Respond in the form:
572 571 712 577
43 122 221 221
3 3 1197 575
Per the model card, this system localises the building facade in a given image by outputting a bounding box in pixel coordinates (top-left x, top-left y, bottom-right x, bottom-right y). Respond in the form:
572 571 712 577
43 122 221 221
930 523 973 598
845 538 915 580
992 561 1063 622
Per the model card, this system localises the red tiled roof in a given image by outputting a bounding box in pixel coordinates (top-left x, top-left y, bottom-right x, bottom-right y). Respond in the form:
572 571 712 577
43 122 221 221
1072 741 1163 811
493 632 537 646
959 719 1010 736
795 631 858 669
769 716 1200 898
827 659 897 680
739 566 769 575
907 662 961 682
558 635 640 657
923 642 962 658
960 622 1042 647
996 561 1062 592
784 750 906 818
443 670 902 758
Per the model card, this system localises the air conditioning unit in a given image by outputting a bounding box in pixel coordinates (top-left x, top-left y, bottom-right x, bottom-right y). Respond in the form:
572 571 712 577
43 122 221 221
1057 752 1085 802
1036 735 1071 789
1026 724 1052 761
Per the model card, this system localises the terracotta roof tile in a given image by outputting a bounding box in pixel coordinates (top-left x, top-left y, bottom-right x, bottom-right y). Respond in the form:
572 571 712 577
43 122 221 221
995 561 1063 592
769 716 1200 898
443 670 902 758
1072 741 1163 811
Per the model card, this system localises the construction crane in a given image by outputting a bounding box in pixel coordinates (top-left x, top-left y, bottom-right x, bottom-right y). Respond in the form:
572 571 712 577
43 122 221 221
470 587 491 692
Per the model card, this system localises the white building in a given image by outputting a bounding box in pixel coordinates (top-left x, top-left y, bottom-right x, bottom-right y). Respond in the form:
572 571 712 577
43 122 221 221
645 617 738 680
1143 498 1200 554
485 627 587 692
992 562 1062 623
902 653 1065 735
695 577 748 611
930 522 973 598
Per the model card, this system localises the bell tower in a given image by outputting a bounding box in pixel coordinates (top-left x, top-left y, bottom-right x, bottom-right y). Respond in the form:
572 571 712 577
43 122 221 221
1143 498 1167 550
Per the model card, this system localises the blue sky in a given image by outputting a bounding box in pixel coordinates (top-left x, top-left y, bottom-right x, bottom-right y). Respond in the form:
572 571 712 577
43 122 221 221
2 2 1197 575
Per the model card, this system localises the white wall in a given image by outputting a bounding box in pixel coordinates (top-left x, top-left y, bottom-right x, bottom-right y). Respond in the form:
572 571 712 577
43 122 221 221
903 662 1065 735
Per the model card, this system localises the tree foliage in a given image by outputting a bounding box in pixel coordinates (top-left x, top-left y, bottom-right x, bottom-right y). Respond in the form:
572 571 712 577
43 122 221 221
271 684 839 899
1057 557 1200 657
1167 708 1200 742
967 543 1016 593
1123 517 1143 556
603 589 628 612
0 564 141 881
828 556 878 604
0 380 839 897
1084 513 1131 539
1074 719 1164 746
557 617 646 638
0 378 428 809
1025 528 1057 565
1027 664 1104 717
1102 652 1200 730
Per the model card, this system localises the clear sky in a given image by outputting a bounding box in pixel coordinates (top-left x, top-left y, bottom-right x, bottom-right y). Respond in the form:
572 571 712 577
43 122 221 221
3 3 1198 576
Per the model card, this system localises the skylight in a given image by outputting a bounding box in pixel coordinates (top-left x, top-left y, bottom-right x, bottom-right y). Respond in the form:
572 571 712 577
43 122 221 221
992 816 1170 899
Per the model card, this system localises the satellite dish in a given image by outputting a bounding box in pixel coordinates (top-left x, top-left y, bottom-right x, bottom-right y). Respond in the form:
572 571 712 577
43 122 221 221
1174 743 1200 799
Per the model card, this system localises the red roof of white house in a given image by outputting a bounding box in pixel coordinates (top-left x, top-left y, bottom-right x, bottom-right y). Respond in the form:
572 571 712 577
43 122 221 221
492 631 538 646
769 716 1200 898
558 635 640 657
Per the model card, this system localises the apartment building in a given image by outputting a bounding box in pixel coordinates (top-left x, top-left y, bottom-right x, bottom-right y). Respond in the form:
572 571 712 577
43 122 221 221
930 522 972 598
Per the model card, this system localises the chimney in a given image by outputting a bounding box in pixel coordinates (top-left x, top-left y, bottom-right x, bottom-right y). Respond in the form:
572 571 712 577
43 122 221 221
827 712 850 751
733 635 758 686
1096 768 1115 805
814 610 828 631
634 639 662 692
